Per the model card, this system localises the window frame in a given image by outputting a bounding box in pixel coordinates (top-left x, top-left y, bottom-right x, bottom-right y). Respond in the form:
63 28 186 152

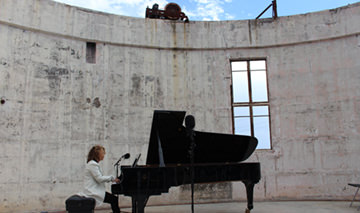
230 58 272 149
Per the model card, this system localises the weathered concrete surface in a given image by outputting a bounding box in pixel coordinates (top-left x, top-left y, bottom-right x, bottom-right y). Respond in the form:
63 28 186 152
0 0 359 212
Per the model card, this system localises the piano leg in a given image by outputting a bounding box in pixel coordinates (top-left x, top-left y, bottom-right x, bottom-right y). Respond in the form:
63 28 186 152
242 180 255 213
131 195 149 213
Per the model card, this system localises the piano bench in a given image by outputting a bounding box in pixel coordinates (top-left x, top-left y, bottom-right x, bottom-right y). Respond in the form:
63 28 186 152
65 195 95 213
348 183 360 211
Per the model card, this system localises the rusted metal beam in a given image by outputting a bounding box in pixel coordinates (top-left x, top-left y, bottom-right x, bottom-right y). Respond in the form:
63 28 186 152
272 0 278 19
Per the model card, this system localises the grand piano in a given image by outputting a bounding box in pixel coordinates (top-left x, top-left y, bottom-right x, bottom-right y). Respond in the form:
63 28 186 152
112 110 261 213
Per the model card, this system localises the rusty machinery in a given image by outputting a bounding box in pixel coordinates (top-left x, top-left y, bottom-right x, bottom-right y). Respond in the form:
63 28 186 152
146 3 189 22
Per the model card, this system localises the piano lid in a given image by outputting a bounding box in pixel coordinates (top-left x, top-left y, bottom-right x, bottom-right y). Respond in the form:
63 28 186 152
146 110 258 165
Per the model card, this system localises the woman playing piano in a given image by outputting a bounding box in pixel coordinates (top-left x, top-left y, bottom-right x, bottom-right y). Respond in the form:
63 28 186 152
78 145 121 213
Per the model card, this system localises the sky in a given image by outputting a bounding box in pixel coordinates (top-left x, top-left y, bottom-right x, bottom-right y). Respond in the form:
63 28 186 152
52 0 360 21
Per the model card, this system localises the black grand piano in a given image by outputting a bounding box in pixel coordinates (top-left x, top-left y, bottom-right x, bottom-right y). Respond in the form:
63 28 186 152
112 110 261 213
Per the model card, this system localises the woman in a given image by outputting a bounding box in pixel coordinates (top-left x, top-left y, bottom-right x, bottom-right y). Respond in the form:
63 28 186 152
79 145 121 213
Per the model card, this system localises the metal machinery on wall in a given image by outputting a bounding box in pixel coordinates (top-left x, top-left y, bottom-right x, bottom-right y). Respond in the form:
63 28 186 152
146 3 189 22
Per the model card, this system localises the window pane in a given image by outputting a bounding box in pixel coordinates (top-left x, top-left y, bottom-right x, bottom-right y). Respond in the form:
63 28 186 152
234 106 250 117
251 70 268 102
234 117 251 135
254 116 271 149
253 106 269 116
86 42 96 64
232 71 249 102
231 59 271 150
232 61 247 71
250 60 265 70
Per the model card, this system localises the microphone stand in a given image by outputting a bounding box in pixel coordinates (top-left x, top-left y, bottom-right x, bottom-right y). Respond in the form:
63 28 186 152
113 157 123 200
190 132 195 213
185 115 196 213
187 124 196 213
114 156 124 178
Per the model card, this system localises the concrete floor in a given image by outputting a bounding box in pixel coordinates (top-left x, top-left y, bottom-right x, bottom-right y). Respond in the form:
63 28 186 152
93 201 360 213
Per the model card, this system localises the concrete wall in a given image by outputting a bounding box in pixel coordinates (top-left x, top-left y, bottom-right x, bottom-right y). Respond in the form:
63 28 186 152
0 0 359 211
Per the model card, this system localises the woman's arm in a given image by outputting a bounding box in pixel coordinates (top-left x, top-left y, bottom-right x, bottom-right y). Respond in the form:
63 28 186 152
87 162 114 183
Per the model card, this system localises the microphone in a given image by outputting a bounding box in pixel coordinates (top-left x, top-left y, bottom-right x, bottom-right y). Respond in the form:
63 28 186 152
185 115 195 138
114 153 130 166
122 153 130 159
185 115 196 153
185 115 195 130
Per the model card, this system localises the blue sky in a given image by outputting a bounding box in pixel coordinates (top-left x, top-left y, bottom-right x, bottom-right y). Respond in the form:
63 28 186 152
52 0 359 21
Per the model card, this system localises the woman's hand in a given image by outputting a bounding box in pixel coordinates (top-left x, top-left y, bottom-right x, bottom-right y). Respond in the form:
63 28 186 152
114 178 121 183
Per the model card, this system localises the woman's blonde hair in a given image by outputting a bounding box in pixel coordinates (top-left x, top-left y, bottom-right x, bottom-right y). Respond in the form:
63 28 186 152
87 145 105 163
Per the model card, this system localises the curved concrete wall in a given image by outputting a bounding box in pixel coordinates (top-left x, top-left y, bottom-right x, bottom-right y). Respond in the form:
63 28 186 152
0 0 359 211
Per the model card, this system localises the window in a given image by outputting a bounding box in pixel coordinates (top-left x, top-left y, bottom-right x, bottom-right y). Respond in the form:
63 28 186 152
231 59 271 149
86 42 96 63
